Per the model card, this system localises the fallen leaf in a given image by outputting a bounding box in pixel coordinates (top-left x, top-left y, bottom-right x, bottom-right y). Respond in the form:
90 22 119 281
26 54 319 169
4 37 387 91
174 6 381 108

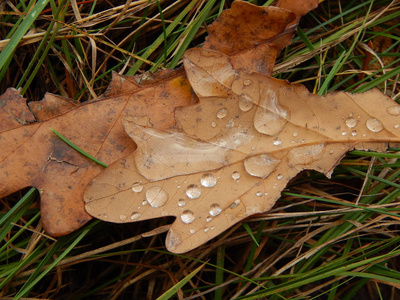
84 48 400 253
0 70 193 236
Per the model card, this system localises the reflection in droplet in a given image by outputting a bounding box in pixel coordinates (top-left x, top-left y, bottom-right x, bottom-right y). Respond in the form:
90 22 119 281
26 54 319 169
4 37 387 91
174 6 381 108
345 117 357 128
201 173 217 187
186 184 202 199
230 199 241 209
181 210 195 224
366 118 383 132
209 204 222 217
145 186 169 208
387 106 400 116
130 212 141 220
216 108 227 119
119 214 127 221
132 182 143 193
178 199 186 207
273 138 282 146
232 171 241 180
244 153 280 178
239 94 253 112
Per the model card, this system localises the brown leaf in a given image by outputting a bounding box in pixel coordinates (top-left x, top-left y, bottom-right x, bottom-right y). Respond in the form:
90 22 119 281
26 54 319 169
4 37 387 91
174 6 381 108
84 48 400 253
0 71 193 236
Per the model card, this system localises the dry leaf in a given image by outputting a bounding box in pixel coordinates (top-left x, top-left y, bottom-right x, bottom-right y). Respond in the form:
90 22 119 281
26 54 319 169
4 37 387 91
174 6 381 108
0 71 193 236
84 48 400 253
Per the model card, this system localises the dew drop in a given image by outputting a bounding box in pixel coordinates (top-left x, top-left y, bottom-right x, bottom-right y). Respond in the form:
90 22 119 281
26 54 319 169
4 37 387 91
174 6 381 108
341 131 347 136
206 216 213 222
181 210 195 224
190 229 195 234
216 108 227 119
351 130 357 136
230 199 241 209
119 214 127 221
277 174 283 180
273 138 282 146
293 132 298 137
264 192 269 196
130 212 141 220
145 186 169 208
244 153 280 178
141 200 147 206
239 93 253 112
211 226 215 230
243 79 252 86
204 227 210 232
209 204 222 217
132 182 143 193
177 198 186 207
232 171 241 180
211 121 216 128
226 119 234 128
366 118 383 132
387 106 400 116
186 184 202 199
345 117 357 128
201 173 217 187
256 191 263 197
394 124 400 129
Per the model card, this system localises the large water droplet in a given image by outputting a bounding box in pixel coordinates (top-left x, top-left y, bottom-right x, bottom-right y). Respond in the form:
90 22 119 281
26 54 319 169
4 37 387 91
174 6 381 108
366 118 383 132
387 105 400 116
132 182 143 193
130 212 141 220
186 184 202 199
244 154 280 178
345 117 357 128
289 144 325 165
216 108 227 119
145 186 169 208
239 94 253 112
177 199 186 207
230 199 241 209
209 204 222 217
200 173 217 187
232 171 241 180
181 210 195 224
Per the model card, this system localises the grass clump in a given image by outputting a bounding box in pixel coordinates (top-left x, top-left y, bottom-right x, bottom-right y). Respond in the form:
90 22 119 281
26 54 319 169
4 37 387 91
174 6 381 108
1 0 400 299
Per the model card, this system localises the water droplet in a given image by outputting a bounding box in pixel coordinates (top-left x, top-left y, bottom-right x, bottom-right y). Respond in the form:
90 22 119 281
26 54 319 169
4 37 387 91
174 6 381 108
181 210 195 224
206 216 212 222
351 130 357 136
232 171 241 180
273 138 282 146
209 204 222 217
200 173 217 187
277 174 283 180
289 144 325 165
119 214 127 221
387 106 400 116
394 124 400 129
345 117 357 128
256 191 263 197
130 212 141 220
186 184 202 199
239 94 253 112
190 229 195 234
211 121 216 128
216 108 227 119
141 200 147 206
366 118 383 132
243 79 252 86
341 131 347 136
204 227 210 232
293 132 298 137
178 199 186 207
132 182 143 193
264 192 269 196
230 199 241 209
244 153 280 178
145 186 169 208
211 226 215 230
226 119 234 128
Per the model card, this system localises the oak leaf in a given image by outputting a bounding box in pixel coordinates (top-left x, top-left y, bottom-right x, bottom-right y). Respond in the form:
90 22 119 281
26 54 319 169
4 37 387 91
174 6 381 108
84 48 400 253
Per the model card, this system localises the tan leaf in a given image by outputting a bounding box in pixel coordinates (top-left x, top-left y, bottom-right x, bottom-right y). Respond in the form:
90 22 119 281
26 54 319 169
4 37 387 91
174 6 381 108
84 48 400 253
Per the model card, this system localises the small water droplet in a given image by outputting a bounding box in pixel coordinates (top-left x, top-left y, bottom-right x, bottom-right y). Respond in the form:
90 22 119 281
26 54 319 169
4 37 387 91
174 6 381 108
301 139 306 143
209 204 222 217
226 119 234 128
216 108 227 119
366 118 383 132
345 117 357 128
186 184 202 199
293 132 298 137
211 121 216 128
200 173 217 187
119 214 127 221
341 131 347 136
387 106 400 116
273 138 282 146
230 199 241 209
141 200 147 206
239 94 253 112
132 182 143 193
394 124 400 129
145 186 169 208
190 229 195 234
277 174 283 180
206 216 212 222
181 210 195 224
256 191 263 197
232 171 241 180
243 79 252 86
351 130 357 136
211 226 215 230
130 212 141 220
264 192 269 196
178 198 186 207
204 227 210 232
